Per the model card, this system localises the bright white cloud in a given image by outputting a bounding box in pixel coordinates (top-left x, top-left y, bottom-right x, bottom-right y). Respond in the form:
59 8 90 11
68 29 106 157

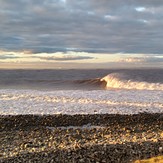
104 15 118 21
135 7 146 12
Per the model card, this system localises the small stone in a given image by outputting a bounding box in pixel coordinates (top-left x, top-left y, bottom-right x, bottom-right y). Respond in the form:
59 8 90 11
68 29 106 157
79 158 85 162
159 147 163 153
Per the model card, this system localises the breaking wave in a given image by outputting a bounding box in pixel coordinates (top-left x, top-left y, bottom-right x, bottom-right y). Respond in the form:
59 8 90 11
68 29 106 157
100 73 163 90
0 70 163 91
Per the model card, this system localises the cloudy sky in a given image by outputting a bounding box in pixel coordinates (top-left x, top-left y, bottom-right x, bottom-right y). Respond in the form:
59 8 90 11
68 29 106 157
0 0 163 69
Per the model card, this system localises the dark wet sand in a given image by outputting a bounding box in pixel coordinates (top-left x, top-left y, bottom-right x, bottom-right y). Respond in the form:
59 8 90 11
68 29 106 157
0 113 163 163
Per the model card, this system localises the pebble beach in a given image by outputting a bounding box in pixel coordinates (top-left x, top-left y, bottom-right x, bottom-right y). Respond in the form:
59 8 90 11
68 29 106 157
0 113 163 163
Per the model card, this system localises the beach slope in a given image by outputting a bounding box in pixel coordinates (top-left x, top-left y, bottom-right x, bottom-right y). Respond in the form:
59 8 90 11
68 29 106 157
0 113 163 163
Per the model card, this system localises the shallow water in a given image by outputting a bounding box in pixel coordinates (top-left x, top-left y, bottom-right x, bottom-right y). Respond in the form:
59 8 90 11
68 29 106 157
0 89 162 115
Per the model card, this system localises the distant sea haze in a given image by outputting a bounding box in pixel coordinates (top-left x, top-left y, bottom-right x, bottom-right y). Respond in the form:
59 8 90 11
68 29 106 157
0 69 163 115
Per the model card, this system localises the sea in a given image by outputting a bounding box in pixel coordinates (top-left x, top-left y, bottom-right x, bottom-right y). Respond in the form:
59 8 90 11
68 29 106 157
0 69 163 115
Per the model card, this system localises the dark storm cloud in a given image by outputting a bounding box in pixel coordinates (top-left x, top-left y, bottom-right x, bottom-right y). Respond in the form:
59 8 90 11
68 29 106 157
0 0 163 55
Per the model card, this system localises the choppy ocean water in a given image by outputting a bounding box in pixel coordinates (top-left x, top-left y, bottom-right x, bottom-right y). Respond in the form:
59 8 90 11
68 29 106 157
0 69 163 115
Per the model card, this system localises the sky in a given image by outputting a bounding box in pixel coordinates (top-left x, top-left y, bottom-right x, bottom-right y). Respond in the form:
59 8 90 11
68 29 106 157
0 0 163 69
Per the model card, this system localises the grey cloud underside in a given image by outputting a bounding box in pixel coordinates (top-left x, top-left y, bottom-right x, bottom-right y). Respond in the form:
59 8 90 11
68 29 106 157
0 0 163 55
141 57 163 63
37 56 94 61
0 54 20 59
121 56 163 63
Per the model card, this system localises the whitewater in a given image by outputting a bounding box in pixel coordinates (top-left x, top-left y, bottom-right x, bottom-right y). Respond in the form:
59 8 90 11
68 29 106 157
0 69 163 115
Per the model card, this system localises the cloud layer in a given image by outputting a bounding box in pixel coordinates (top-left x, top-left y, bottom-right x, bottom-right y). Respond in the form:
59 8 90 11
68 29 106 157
37 55 94 61
119 56 163 63
0 0 163 68
0 0 163 55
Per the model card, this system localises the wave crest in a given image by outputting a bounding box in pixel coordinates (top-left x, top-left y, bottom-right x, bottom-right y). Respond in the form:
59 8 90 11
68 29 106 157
100 73 163 90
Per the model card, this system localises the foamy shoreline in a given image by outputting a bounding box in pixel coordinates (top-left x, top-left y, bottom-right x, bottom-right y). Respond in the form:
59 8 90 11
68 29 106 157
0 89 163 115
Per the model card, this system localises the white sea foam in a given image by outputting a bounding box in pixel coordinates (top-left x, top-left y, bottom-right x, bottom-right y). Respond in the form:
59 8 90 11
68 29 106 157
101 73 163 90
0 89 162 115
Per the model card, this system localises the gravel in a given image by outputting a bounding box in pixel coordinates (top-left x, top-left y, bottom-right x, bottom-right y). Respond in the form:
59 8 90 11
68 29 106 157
0 113 163 163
